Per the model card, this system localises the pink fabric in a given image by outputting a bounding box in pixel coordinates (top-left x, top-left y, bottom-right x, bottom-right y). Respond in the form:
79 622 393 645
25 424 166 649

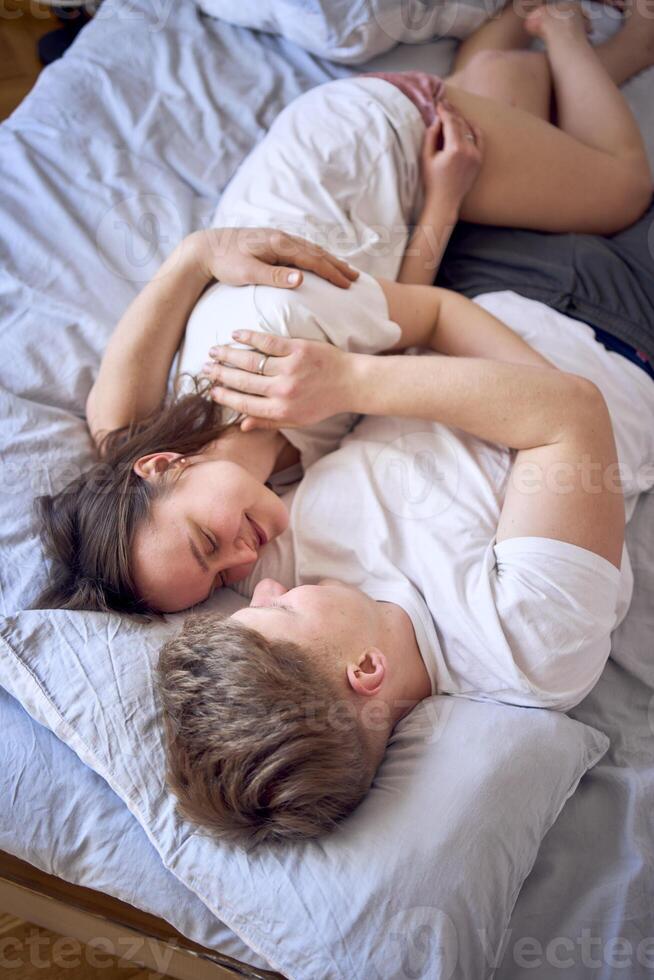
362 71 446 127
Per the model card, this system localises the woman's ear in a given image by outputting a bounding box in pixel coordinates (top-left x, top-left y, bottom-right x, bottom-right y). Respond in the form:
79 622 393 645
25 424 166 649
132 452 184 480
346 648 387 697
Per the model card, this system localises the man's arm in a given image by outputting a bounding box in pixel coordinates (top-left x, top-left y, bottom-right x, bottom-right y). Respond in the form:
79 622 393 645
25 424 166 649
85 228 357 446
378 280 552 367
348 354 624 568
202 283 554 423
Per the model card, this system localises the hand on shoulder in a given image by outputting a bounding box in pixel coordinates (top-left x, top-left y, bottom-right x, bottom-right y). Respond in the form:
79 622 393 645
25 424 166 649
188 227 360 291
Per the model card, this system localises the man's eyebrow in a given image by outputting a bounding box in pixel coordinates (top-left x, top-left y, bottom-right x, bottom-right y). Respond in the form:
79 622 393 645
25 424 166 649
187 535 209 574
247 602 295 615
265 601 296 615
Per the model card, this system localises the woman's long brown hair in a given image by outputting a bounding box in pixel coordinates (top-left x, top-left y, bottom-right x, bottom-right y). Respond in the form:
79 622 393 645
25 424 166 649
35 384 228 614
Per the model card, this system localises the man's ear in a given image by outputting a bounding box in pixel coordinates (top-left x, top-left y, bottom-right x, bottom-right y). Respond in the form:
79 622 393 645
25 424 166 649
132 452 183 481
346 648 387 697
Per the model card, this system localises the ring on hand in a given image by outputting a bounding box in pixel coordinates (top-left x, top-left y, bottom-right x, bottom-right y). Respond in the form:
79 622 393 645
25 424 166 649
464 132 475 142
257 354 270 376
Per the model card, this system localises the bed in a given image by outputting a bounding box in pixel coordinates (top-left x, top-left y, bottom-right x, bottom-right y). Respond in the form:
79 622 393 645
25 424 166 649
1 1 653 978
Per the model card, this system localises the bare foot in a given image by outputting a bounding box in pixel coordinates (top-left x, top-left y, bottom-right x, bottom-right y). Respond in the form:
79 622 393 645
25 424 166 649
525 2 592 42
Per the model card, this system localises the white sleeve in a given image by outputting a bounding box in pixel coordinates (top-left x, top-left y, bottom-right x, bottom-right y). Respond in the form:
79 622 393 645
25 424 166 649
257 270 401 468
487 536 628 711
176 270 401 470
250 269 401 353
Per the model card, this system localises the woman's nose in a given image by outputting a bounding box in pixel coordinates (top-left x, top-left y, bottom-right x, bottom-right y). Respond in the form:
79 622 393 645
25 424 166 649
251 578 287 606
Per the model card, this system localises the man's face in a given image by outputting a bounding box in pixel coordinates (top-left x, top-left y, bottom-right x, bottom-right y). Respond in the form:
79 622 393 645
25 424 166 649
231 577 431 742
231 578 382 677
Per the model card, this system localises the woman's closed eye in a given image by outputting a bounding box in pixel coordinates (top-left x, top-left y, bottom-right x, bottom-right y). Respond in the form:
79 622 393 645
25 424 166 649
203 530 227 589
203 529 218 555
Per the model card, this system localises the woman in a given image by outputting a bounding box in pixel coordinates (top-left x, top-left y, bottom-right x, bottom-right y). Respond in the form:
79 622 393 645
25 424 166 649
37 2 654 614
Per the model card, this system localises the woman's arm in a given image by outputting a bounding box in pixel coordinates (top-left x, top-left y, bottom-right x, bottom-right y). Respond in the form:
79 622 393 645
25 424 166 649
85 228 358 446
398 102 483 286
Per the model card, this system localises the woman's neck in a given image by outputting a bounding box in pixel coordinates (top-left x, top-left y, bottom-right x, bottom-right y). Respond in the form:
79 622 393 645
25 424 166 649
205 427 299 482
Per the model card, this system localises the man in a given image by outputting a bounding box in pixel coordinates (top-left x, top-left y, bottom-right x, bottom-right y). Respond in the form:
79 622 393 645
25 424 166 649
158 277 654 846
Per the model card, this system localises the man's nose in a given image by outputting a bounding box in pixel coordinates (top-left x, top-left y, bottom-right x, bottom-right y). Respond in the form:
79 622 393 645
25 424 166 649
251 578 287 606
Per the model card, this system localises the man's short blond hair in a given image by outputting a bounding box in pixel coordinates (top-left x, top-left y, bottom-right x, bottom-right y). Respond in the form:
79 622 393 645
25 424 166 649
157 612 380 847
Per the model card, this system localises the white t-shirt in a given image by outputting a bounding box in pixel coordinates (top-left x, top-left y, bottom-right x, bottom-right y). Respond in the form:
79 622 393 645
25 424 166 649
233 291 654 712
177 270 401 469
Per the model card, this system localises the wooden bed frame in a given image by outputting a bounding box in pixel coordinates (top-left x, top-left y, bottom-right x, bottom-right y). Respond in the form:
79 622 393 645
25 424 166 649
0 851 284 980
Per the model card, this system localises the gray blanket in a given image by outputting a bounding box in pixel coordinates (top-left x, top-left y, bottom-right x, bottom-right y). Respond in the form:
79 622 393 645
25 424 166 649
438 203 654 363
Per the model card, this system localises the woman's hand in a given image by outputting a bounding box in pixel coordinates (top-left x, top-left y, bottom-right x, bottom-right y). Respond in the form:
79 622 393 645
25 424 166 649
201 331 357 431
190 227 359 290
421 100 484 211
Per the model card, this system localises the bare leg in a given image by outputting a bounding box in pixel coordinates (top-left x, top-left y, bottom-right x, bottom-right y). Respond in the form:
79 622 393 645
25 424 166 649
436 0 652 234
441 79 651 232
453 0 541 70
448 49 552 119
524 3 647 160
454 0 654 85
582 1 654 83
446 4 651 153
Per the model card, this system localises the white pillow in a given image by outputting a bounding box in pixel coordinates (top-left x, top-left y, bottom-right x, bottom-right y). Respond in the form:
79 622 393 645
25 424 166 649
196 0 506 64
0 607 609 979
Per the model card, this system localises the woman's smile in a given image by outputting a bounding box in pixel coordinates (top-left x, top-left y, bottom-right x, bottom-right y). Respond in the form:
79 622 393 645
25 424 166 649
247 515 268 549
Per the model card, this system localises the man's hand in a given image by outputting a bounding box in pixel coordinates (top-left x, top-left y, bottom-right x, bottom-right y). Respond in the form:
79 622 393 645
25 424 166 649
190 227 360 290
201 330 356 431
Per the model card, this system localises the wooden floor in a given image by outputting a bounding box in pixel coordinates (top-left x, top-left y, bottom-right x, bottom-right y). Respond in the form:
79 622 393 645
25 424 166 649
0 0 55 121
0 914 174 979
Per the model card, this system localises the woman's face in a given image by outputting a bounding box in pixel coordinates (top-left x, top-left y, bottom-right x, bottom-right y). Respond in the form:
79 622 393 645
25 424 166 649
130 456 288 612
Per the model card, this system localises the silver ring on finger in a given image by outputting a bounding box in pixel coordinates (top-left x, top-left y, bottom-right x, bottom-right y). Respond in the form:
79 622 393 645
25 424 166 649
257 354 270 376
464 132 475 142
